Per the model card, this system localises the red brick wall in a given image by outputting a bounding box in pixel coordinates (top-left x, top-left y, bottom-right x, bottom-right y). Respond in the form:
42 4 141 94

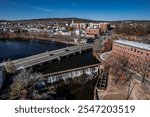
100 23 110 30
112 42 150 64
86 28 101 35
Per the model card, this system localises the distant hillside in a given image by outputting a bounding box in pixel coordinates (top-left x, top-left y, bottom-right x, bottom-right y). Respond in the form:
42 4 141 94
110 20 150 25
0 17 100 23
0 17 150 24
23 17 101 23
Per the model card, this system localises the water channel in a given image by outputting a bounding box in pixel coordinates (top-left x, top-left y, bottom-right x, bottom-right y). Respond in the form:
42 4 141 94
0 39 100 99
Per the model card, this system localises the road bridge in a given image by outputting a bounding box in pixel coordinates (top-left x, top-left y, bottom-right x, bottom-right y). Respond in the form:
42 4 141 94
0 44 93 70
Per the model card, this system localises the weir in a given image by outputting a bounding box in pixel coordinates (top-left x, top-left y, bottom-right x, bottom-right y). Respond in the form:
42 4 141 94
44 63 100 84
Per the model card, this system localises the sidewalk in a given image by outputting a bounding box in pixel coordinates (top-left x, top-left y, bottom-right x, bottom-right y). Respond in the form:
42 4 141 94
100 51 111 61
94 51 111 63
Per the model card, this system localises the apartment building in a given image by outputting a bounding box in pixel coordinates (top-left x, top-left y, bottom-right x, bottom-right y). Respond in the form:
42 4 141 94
72 23 88 29
90 23 110 30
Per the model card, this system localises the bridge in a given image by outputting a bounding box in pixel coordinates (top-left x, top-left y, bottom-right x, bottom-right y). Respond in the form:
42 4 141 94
43 63 100 84
0 44 93 70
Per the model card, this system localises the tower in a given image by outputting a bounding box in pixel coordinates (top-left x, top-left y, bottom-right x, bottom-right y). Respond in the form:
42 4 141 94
71 18 74 27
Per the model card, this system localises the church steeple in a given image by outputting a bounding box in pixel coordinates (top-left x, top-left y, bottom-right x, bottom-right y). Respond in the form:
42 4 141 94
71 18 74 27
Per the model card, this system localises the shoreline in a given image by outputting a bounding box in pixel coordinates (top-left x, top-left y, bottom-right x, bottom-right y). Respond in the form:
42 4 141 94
0 36 77 45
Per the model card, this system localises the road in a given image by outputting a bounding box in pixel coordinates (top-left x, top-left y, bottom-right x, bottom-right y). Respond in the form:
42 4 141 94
0 44 93 70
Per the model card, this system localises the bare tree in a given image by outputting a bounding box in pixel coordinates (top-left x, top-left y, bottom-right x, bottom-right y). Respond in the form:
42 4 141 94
4 59 16 74
107 54 128 71
127 81 136 100
136 57 150 83
9 69 44 99
114 23 150 36
103 39 113 51
106 54 129 83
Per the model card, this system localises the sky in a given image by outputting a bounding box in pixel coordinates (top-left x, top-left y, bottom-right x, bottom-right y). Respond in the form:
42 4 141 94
0 0 150 21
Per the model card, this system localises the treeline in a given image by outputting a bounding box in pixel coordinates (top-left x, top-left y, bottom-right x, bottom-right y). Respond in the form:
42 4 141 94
114 23 150 36
0 17 100 24
27 17 100 23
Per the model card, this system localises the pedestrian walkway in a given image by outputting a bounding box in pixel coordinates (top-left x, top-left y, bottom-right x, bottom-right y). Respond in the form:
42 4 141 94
100 51 111 61
94 66 109 100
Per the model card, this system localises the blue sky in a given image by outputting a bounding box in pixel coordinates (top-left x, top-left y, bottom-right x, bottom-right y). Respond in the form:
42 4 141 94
0 0 150 20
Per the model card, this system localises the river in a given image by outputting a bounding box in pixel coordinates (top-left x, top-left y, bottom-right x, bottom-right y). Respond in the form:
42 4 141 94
0 39 68 62
0 39 100 100
0 39 99 74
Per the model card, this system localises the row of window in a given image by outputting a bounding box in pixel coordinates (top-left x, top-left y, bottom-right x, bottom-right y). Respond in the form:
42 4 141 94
113 51 149 61
114 44 149 56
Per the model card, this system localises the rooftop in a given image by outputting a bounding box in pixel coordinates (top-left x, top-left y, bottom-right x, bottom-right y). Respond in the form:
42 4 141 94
114 39 150 51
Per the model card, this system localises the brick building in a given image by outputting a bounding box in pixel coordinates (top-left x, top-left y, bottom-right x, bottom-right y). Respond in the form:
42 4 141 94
71 22 110 30
112 39 150 79
85 28 101 39
90 23 110 31
72 23 88 29
112 40 150 64
100 23 110 31
89 23 101 29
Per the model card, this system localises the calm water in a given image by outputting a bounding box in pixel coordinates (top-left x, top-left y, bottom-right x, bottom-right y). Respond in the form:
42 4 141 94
34 50 99 74
0 39 100 74
0 39 68 62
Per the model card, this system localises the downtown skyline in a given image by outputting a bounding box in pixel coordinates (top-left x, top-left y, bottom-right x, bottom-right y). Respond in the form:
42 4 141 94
0 0 150 21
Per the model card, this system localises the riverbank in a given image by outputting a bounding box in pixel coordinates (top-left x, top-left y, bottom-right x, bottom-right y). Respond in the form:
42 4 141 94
0 33 77 45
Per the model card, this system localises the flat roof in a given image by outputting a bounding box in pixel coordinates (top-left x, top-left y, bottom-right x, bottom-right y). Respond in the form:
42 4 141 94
114 39 150 51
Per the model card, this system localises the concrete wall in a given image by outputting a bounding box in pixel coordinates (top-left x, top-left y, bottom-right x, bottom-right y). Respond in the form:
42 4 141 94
47 67 99 83
0 67 3 89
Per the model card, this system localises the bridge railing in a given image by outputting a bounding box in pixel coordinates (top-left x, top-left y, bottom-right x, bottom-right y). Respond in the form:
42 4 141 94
0 44 93 69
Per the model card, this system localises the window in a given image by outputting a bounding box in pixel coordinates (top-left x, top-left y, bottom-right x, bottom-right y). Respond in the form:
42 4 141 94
134 48 136 52
147 53 149 56
131 48 133 51
141 51 143 54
